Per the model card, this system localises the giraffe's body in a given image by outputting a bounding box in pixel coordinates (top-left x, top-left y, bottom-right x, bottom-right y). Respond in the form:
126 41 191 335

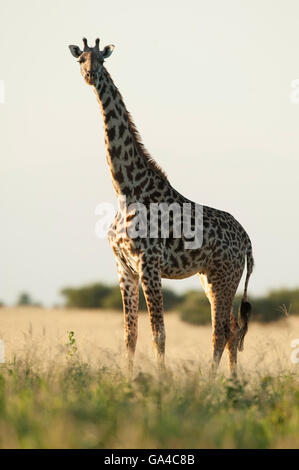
69 38 254 375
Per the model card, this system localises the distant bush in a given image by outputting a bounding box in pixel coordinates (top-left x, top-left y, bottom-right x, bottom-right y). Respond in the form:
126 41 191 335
180 288 299 325
60 281 299 325
179 290 210 325
61 284 111 309
251 297 281 323
101 285 182 312
252 288 299 323
102 286 123 310
17 292 32 306
15 292 42 308
161 288 183 311
61 282 182 312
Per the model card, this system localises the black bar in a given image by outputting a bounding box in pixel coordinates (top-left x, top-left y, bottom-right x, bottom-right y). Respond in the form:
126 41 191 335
0 449 298 466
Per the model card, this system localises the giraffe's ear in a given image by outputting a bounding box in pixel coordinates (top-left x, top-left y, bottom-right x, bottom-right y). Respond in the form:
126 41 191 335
68 45 82 58
102 45 115 59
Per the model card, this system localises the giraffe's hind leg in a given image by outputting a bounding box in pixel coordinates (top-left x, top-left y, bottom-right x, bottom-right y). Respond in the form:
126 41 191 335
199 273 239 376
226 310 239 377
210 295 233 373
224 268 245 376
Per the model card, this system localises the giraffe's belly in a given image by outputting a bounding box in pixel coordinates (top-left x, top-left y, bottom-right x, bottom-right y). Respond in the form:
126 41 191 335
160 239 208 279
161 258 205 280
108 212 209 278
161 268 200 280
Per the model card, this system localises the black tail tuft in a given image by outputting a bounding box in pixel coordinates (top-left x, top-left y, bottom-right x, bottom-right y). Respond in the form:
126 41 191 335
238 300 251 351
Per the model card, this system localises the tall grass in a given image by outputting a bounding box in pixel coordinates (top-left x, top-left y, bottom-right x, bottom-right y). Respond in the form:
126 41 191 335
0 309 298 449
0 354 298 448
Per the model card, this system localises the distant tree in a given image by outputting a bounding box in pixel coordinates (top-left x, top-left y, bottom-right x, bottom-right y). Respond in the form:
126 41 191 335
250 288 299 323
60 281 182 312
161 288 183 311
0 300 4 307
139 287 147 311
102 286 123 310
137 287 182 312
179 290 210 325
17 292 32 306
59 280 299 324
61 283 111 309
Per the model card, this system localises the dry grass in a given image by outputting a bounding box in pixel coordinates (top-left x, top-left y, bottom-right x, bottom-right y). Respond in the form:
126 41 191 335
0 307 298 449
0 307 298 374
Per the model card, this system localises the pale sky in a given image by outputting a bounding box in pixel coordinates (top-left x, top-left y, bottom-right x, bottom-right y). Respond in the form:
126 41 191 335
1 0 299 306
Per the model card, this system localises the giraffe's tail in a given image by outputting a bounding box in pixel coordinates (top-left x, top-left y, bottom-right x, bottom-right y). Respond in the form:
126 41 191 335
238 241 254 352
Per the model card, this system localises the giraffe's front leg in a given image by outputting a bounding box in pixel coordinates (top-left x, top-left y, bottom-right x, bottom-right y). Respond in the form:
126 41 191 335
116 260 139 376
140 257 165 370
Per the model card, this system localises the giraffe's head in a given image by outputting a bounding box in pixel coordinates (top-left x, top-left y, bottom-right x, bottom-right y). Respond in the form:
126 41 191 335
68 38 114 86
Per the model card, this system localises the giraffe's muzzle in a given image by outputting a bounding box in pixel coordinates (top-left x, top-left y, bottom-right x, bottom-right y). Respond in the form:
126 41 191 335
85 71 96 85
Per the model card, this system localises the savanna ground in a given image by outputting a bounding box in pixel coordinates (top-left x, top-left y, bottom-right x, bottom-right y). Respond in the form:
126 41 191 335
0 307 298 449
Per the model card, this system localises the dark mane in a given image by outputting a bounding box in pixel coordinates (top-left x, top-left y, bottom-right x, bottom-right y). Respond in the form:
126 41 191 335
104 68 168 180
126 111 168 179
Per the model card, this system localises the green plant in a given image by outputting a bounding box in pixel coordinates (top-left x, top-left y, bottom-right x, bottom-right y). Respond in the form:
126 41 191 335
66 331 78 360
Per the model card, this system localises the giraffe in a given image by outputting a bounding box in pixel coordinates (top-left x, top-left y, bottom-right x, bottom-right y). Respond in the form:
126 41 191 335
69 38 254 376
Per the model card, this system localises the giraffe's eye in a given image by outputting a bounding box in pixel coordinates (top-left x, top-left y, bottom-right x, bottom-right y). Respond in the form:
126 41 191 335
78 57 85 64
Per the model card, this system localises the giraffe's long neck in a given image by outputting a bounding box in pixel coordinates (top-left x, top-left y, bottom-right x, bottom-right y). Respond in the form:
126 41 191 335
93 67 167 199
